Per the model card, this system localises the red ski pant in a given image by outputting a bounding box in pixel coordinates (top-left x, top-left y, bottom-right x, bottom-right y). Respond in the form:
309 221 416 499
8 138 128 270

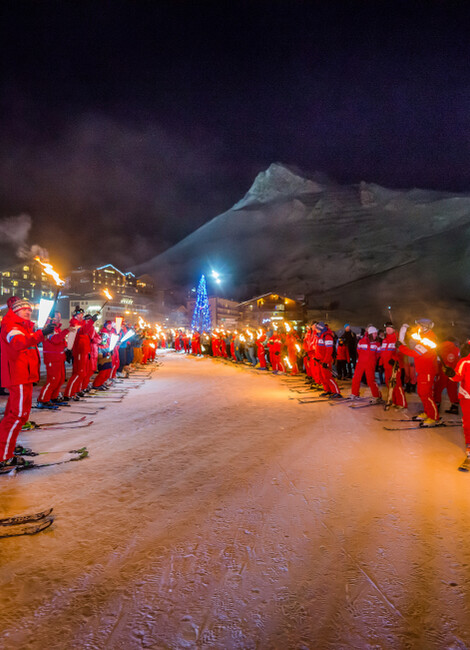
304 355 311 377
38 361 65 403
352 360 381 398
384 364 407 408
320 365 339 394
65 353 89 397
93 368 112 388
0 384 33 461
460 398 470 446
257 347 267 369
141 347 150 364
434 373 459 405
417 375 439 420
310 356 321 384
271 353 284 373
81 365 95 391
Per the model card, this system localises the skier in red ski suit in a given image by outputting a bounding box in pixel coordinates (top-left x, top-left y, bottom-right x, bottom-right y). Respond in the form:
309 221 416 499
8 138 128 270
37 313 72 407
0 297 54 466
267 331 285 373
434 339 460 414
448 341 470 457
398 318 439 425
379 322 407 408
302 326 313 379
256 330 267 369
351 326 382 400
335 337 350 380
64 308 98 399
191 331 202 356
93 322 113 388
315 322 341 397
285 330 300 375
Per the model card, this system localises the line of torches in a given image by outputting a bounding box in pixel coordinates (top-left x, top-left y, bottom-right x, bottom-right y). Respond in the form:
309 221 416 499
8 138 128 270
33 258 304 366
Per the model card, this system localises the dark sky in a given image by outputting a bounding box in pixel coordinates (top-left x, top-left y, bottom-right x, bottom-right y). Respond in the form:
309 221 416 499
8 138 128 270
1 0 470 272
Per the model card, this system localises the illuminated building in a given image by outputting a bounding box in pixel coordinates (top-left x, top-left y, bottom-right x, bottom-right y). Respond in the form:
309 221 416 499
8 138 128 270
0 260 56 308
63 264 156 320
238 293 305 326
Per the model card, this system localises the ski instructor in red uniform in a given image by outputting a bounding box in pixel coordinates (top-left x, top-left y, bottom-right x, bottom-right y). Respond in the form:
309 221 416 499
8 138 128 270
0 296 55 468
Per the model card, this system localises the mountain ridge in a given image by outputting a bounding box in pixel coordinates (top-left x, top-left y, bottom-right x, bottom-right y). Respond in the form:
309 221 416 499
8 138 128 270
134 164 470 324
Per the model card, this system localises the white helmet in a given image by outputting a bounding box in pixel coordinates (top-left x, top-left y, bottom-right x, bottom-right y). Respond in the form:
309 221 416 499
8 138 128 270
367 326 378 335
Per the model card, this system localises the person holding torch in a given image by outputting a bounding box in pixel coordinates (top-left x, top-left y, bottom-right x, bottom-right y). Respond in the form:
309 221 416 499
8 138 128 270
447 338 470 461
0 296 55 468
397 318 440 426
36 312 75 408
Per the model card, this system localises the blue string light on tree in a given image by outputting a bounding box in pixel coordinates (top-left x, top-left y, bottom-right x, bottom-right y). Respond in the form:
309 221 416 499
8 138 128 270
191 274 212 332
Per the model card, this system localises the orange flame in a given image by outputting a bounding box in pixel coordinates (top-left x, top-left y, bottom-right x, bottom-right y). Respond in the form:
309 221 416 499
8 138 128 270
103 288 113 300
411 331 437 349
34 257 65 286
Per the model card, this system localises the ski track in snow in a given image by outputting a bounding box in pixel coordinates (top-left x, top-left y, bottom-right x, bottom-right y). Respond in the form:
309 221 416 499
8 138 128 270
1 353 470 649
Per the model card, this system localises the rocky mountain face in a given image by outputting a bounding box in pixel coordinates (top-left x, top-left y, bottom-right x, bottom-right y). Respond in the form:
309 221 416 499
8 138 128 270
135 164 470 330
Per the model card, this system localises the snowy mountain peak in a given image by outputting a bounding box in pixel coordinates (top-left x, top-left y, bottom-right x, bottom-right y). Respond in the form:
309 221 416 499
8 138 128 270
234 163 324 209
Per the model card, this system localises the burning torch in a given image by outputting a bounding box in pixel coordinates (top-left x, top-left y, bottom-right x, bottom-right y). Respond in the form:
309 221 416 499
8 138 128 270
34 257 66 327
96 288 113 317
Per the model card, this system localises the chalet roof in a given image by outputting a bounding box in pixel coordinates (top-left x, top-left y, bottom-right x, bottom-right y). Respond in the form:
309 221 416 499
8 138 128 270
238 292 301 307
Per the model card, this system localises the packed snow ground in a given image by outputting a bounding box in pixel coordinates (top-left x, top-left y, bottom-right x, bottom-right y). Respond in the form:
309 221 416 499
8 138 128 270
1 352 470 649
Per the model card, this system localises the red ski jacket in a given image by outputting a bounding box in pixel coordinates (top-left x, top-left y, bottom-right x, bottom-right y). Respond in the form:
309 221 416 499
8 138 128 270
0 308 44 387
438 341 460 369
452 354 470 400
43 325 69 364
316 329 335 365
379 332 402 366
356 335 381 366
399 331 438 378
336 340 350 362
70 317 94 357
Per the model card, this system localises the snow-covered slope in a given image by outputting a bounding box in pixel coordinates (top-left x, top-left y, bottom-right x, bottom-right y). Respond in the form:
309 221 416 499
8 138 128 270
135 164 470 319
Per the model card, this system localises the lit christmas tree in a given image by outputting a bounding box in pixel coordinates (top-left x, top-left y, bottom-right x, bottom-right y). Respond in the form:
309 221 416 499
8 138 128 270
191 274 212 332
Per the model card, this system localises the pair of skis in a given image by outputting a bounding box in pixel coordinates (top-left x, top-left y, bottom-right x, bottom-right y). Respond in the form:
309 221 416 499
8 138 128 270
0 447 88 476
374 416 462 431
0 507 54 538
296 395 364 405
21 416 93 431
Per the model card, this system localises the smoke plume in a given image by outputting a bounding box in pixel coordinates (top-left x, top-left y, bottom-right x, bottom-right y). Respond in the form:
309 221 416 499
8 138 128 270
0 214 48 261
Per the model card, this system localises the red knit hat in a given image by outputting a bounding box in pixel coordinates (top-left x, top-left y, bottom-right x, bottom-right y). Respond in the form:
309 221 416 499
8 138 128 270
7 296 32 312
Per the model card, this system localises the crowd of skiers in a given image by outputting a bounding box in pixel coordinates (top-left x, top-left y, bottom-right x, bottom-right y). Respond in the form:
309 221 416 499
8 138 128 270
172 318 470 458
1 292 469 469
0 297 160 469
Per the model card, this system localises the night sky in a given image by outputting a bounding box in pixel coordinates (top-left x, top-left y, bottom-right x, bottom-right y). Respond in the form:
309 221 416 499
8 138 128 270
1 0 470 272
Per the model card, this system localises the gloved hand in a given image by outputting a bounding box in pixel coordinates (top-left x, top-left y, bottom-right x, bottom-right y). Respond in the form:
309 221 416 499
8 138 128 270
92 313 99 322
444 366 456 378
322 362 329 369
65 349 73 364
389 359 397 366
41 323 55 337
398 324 409 344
